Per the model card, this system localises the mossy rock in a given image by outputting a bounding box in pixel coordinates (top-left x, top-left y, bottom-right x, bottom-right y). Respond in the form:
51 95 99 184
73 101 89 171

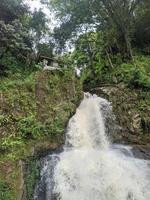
0 69 83 199
90 85 150 144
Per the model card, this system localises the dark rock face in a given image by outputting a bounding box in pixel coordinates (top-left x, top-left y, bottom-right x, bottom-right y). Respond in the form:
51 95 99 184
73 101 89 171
90 85 150 144
131 145 150 160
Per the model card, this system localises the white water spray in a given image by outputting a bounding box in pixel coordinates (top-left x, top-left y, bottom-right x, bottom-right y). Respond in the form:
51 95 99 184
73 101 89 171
34 94 150 200
65 93 109 149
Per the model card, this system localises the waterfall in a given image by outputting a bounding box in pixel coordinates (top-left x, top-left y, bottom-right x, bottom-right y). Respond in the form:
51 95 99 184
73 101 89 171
65 93 110 149
34 94 150 200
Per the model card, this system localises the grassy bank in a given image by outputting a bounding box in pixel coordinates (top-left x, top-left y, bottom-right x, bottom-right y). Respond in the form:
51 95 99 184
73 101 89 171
0 69 82 199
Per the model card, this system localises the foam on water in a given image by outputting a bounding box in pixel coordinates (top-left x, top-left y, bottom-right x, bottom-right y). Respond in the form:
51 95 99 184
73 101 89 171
34 94 150 200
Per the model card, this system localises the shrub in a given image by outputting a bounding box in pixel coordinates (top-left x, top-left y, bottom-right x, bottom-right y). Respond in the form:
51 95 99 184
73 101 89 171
18 115 46 139
0 179 13 200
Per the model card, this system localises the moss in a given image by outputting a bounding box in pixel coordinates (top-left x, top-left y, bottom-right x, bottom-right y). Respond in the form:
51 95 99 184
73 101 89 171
0 69 83 199
137 134 150 145
24 158 40 200
0 178 14 200
0 160 22 200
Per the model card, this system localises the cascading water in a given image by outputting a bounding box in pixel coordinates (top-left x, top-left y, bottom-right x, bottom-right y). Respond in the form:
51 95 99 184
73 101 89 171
34 94 150 200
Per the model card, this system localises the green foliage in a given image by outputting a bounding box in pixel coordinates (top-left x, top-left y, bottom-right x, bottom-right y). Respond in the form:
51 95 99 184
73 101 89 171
0 19 32 75
0 0 27 23
134 1 150 53
0 53 18 75
37 43 54 59
0 70 81 161
81 55 150 90
73 32 103 66
112 56 150 89
24 158 40 200
0 179 14 200
29 9 48 41
0 73 35 91
128 68 150 89
18 115 46 139
1 136 24 150
50 0 142 58
0 113 50 152
49 0 150 67
0 0 54 76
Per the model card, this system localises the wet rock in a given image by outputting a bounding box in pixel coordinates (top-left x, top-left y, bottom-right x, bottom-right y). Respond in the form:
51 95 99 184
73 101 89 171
90 85 150 144
131 145 150 160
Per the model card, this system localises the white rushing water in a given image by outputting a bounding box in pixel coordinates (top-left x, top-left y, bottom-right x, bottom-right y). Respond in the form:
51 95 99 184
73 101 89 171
34 94 150 200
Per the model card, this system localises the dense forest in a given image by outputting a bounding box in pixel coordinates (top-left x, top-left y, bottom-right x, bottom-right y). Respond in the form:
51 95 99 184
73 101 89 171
0 0 150 86
0 0 150 199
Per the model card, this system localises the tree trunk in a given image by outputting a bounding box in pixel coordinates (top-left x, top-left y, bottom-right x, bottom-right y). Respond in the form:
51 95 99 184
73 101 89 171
105 49 114 69
124 32 134 62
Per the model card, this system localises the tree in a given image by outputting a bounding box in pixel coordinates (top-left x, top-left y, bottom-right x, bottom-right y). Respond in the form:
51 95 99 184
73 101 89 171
0 0 32 74
0 20 33 74
134 0 150 54
29 9 49 42
37 42 54 61
49 0 140 60
0 0 53 75
0 0 28 23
